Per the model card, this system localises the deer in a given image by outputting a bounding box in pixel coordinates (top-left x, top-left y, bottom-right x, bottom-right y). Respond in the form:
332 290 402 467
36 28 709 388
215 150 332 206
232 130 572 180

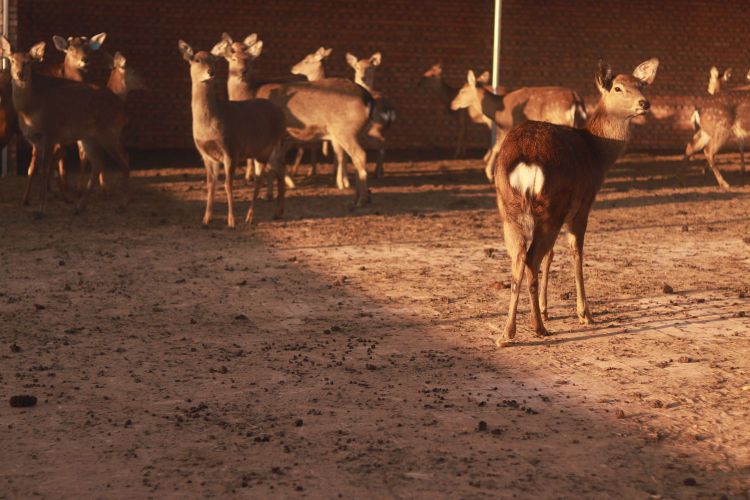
451 70 587 182
491 58 658 347
24 33 108 204
213 34 375 207
178 40 286 228
288 46 333 181
418 63 500 159
345 51 396 179
0 64 18 152
707 66 732 95
0 36 132 216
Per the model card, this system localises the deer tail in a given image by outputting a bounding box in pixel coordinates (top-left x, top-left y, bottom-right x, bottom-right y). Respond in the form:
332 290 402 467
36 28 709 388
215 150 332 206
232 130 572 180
691 109 701 132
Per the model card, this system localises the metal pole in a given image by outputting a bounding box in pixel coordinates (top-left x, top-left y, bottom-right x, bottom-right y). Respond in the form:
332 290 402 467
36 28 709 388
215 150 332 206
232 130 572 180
491 0 501 146
1 0 8 177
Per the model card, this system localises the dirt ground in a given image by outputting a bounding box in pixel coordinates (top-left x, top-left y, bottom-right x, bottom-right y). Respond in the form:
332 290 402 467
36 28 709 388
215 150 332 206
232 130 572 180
1 153 749 499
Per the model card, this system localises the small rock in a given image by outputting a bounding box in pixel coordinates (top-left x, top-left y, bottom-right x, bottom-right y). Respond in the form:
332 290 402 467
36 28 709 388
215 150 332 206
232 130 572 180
683 477 697 486
662 284 674 294
234 314 249 321
681 224 689 232
677 356 693 363
10 343 21 353
10 395 37 408
295 419 304 427
615 409 626 419
477 421 488 432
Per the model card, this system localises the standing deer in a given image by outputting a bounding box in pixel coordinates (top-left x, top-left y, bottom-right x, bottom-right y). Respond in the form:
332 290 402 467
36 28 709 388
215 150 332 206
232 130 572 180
452 70 587 182
178 40 286 228
213 34 375 206
346 51 395 179
288 46 332 180
491 58 658 346
26 33 108 203
1 37 132 216
418 63 493 159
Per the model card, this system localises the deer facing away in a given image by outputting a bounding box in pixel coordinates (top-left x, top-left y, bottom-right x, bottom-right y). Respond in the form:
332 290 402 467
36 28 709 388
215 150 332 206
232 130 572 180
492 58 658 346
1 37 134 216
452 70 587 182
178 40 286 228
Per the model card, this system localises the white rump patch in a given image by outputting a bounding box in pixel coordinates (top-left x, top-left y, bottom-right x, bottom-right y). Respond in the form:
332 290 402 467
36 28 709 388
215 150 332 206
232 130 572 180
509 162 545 196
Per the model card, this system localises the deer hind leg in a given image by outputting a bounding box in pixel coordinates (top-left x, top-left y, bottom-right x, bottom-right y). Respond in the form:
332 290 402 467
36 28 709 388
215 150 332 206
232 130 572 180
497 221 526 347
271 147 286 220
484 131 505 182
290 147 304 177
246 161 265 225
740 139 746 175
339 139 368 206
331 141 349 190
566 226 594 325
243 159 254 185
704 135 731 189
75 141 107 214
308 143 319 177
526 239 552 337
455 112 467 159
53 145 75 204
98 137 130 207
34 141 55 217
539 249 554 321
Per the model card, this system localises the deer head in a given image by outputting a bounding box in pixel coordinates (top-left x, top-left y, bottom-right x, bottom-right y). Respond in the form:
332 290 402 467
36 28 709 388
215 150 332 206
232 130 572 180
450 70 482 110
108 51 147 97
291 46 332 80
0 37 45 84
178 40 218 83
211 32 262 79
346 52 381 89
595 58 658 119
52 32 106 72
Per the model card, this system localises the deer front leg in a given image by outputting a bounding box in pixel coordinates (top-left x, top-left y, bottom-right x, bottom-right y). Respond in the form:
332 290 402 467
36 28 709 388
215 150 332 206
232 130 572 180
223 155 236 229
202 157 219 226
705 141 731 189
22 146 39 206
331 141 349 190
567 230 594 325
540 249 554 321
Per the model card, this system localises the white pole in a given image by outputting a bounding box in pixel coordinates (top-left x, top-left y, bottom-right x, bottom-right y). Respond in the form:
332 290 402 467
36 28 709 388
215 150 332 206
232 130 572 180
1 0 8 177
491 0 501 146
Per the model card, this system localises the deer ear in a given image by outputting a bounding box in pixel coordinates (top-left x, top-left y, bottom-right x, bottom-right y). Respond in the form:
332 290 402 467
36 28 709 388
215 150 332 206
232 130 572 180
476 70 490 84
467 70 476 86
243 33 258 47
370 52 381 66
210 39 228 58
247 40 263 58
178 40 194 62
89 32 106 51
29 41 46 62
0 36 11 57
595 60 613 93
52 35 68 52
346 53 358 68
632 57 659 86
113 51 126 69
322 47 332 58
221 32 233 44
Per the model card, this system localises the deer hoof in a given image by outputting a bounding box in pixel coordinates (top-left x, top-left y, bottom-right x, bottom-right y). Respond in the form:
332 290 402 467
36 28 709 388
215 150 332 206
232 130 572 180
541 311 549 321
495 337 516 348
534 327 552 337
578 311 594 325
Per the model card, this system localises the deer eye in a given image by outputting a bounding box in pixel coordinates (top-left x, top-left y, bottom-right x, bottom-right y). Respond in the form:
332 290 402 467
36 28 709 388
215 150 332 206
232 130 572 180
614 86 622 93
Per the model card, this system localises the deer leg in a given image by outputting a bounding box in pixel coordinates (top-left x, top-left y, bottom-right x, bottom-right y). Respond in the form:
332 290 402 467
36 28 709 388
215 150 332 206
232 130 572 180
22 146 39 206
290 147 304 177
246 162 265 225
497 221 526 347
36 141 55 217
243 159 254 185
98 136 130 207
54 145 75 203
526 242 550 337
75 141 107 214
222 155 236 229
540 249 554 321
485 131 505 182
374 147 385 179
308 144 319 177
567 228 594 325
341 140 368 206
705 138 731 189
331 142 348 190
272 148 286 220
202 157 219 226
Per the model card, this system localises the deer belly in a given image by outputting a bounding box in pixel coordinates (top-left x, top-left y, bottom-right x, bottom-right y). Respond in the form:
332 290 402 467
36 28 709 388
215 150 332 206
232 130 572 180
287 125 326 142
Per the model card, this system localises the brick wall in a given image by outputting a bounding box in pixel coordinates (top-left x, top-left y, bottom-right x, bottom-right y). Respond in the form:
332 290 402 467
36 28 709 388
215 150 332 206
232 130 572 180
13 0 750 153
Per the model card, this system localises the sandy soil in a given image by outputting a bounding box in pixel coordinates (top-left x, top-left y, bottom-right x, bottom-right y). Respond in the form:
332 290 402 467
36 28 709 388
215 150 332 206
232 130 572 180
1 153 749 499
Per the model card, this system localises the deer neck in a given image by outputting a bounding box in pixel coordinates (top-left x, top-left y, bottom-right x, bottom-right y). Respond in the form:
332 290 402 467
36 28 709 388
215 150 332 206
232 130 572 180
585 103 633 170
191 79 221 129
63 61 85 82
306 66 325 82
9 75 37 114
355 75 373 92
479 88 505 120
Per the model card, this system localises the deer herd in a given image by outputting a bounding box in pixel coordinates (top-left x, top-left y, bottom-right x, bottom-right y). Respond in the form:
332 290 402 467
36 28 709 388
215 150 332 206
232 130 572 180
0 31 745 345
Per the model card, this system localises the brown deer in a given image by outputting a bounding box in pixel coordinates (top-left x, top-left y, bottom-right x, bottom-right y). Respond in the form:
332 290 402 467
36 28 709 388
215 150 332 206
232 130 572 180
1 37 132 216
345 52 395 179
288 46 333 181
492 58 658 347
27 33 108 202
178 40 286 228
0 65 18 153
684 66 750 186
213 34 375 206
452 70 587 182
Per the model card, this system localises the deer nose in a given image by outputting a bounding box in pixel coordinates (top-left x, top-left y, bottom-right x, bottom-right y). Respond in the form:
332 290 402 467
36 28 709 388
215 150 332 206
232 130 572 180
639 100 650 110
